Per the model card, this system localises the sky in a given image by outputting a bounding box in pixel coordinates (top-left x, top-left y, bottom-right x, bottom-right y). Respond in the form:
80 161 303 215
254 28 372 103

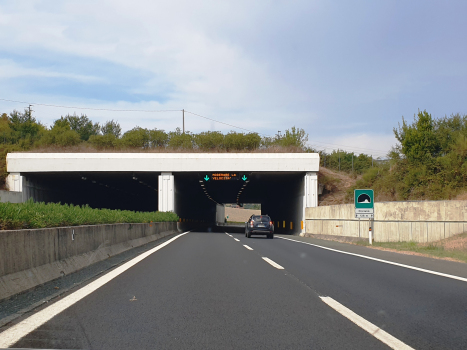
0 0 466 158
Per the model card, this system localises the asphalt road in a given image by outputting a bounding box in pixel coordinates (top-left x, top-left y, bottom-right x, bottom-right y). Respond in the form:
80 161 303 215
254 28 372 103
3 229 467 349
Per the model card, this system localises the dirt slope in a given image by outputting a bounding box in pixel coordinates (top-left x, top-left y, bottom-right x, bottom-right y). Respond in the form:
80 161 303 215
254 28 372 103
318 167 357 206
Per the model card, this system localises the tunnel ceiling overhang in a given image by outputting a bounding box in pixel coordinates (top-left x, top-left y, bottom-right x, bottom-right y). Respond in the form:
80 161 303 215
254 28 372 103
6 153 319 173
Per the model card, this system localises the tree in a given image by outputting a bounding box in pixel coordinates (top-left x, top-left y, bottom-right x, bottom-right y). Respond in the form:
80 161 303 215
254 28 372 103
62 114 100 141
394 110 440 163
168 128 193 149
88 134 119 149
0 113 13 144
277 126 308 148
262 126 308 149
121 127 150 148
38 118 81 146
148 129 168 148
101 120 122 138
194 131 224 150
9 109 43 145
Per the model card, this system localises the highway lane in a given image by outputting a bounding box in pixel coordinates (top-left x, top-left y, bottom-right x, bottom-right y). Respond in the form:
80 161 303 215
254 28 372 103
234 232 467 349
3 231 388 349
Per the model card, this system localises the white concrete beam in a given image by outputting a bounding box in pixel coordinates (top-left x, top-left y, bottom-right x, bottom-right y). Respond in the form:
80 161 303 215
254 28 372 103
6 153 319 173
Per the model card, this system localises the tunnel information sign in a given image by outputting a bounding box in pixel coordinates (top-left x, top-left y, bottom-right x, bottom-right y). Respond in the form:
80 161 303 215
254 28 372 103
354 189 374 218
203 173 248 181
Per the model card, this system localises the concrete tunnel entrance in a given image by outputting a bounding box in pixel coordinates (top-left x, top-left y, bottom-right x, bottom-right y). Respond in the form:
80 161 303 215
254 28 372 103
6 153 319 234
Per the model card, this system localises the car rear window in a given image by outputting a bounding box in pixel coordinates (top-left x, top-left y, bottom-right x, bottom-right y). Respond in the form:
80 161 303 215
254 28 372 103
252 216 270 222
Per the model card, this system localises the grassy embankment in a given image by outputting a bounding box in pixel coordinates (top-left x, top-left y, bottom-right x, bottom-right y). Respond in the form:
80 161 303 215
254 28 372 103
356 233 467 263
0 200 178 230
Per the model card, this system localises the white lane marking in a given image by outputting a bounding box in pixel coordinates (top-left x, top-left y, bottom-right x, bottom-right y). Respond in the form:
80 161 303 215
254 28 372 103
224 232 233 237
278 236 467 283
262 257 284 270
321 297 414 350
233 238 240 242
243 245 254 250
0 232 189 348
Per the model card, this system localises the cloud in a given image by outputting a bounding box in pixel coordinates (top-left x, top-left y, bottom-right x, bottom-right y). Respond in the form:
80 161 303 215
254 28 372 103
0 0 466 156
311 133 397 158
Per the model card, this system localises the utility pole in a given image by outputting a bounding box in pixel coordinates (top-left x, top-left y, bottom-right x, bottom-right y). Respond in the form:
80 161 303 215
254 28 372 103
28 105 33 120
371 156 374 167
352 154 354 172
182 109 185 134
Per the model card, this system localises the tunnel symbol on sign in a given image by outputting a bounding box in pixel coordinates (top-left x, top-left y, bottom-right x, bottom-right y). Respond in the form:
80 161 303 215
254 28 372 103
357 194 371 203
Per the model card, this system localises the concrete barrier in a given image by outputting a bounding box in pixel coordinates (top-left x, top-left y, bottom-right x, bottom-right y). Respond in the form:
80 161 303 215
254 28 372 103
0 222 177 300
304 200 467 243
0 190 23 203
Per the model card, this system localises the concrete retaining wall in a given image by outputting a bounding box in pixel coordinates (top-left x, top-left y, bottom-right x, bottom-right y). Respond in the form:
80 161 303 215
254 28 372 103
0 190 23 203
0 222 177 300
304 201 467 243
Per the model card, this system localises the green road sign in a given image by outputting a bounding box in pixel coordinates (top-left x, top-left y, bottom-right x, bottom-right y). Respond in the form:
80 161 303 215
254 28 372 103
242 175 248 181
354 189 374 208
354 189 374 218
204 175 210 181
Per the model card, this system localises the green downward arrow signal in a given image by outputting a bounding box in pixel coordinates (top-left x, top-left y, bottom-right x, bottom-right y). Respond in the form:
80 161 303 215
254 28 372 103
204 175 210 181
242 175 247 181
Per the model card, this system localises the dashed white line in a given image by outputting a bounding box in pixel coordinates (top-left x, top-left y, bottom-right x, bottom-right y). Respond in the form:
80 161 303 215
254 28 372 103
224 232 233 237
262 257 284 269
321 296 414 350
243 245 254 250
233 238 240 242
0 232 189 349
278 236 467 283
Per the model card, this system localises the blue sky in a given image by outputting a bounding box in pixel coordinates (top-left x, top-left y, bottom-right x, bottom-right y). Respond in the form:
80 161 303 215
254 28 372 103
0 0 466 157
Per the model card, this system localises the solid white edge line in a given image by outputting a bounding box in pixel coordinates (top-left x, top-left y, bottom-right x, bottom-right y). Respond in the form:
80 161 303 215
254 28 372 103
262 257 284 269
0 232 189 348
278 236 467 283
320 296 414 350
233 238 240 242
243 245 254 250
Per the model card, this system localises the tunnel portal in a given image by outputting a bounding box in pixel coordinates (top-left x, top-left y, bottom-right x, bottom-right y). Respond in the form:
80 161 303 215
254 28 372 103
6 153 319 234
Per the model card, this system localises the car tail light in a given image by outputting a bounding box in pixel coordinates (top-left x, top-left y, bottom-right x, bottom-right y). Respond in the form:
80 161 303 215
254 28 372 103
250 221 254 227
269 221 273 226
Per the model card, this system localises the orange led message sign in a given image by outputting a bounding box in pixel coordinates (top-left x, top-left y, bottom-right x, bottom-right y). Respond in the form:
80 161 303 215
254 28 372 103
211 173 238 181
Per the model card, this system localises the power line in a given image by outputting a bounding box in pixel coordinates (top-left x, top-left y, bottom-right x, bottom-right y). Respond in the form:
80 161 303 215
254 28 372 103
184 110 268 136
0 98 181 113
1 97 392 155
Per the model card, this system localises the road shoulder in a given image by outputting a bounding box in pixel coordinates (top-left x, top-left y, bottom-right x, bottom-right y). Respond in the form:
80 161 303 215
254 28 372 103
279 235 467 280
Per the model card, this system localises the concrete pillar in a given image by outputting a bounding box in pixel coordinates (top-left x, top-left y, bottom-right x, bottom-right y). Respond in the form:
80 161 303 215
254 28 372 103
216 204 225 225
158 172 174 212
6 173 22 192
302 172 318 233
305 172 318 208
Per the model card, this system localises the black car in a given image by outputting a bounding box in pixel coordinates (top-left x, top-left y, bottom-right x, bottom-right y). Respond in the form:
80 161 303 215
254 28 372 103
245 215 274 239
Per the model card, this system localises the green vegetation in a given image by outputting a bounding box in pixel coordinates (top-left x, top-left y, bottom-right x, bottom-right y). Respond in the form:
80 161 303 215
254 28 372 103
0 108 308 189
356 233 467 263
0 200 179 230
3 107 467 202
347 110 467 201
317 150 377 175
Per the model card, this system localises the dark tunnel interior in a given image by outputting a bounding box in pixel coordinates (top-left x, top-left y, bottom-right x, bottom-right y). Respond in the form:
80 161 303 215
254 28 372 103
21 171 308 234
